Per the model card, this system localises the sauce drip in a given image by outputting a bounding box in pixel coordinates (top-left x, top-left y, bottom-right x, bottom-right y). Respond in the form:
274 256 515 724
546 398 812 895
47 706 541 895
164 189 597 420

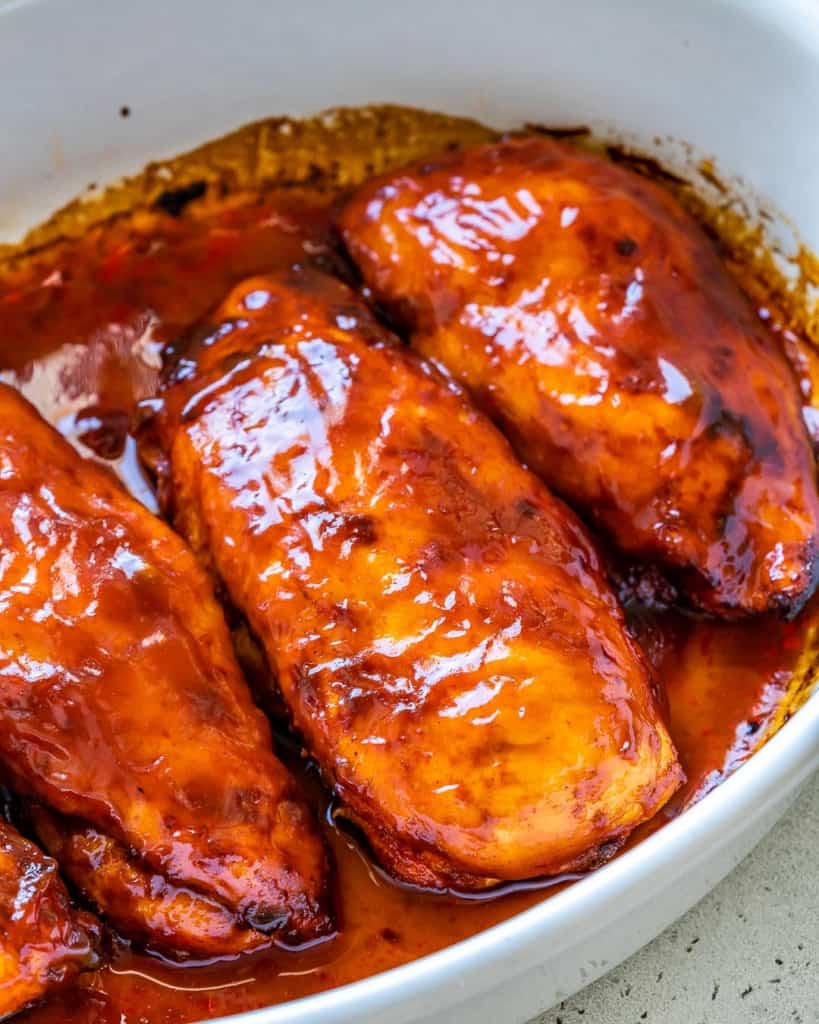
0 184 811 1024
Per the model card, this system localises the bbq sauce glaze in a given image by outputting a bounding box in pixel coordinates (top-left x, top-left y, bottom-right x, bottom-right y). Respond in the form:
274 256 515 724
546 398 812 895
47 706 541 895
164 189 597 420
1 151 815 1024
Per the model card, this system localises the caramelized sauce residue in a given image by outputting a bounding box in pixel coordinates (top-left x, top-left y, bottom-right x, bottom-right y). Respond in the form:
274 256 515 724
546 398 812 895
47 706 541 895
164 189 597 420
0 134 814 1024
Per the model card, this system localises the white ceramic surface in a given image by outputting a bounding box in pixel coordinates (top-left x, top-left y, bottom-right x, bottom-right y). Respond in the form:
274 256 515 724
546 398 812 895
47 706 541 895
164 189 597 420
1 1 818 1022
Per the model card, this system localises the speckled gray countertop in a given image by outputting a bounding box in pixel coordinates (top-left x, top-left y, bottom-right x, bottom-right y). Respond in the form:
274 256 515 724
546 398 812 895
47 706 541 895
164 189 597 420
534 771 819 1024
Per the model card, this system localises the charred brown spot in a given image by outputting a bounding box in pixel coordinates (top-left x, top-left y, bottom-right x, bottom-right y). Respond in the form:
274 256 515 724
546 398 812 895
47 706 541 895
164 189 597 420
304 162 324 186
615 237 638 257
578 223 599 248
709 344 736 380
704 408 751 450
524 123 591 140
153 180 207 218
516 498 539 519
341 515 377 546
605 147 687 186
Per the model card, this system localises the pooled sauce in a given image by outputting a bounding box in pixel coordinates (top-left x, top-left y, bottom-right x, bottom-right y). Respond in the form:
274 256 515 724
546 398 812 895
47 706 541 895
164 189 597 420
2 182 814 1024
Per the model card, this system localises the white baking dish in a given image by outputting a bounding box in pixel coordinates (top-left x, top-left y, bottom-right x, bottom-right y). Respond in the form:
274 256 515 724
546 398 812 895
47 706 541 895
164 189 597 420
2 0 818 1022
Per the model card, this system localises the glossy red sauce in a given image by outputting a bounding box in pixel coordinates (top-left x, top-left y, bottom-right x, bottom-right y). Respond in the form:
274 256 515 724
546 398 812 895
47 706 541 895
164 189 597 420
0 187 811 1024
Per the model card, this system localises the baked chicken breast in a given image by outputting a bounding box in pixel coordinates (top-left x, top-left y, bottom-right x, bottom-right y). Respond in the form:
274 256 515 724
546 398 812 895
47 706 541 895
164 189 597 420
0 384 330 958
153 267 682 890
338 136 819 618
